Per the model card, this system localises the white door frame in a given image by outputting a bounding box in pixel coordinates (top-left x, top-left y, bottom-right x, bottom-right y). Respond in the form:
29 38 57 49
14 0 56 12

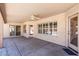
29 25 34 35
78 13 79 55
68 13 79 52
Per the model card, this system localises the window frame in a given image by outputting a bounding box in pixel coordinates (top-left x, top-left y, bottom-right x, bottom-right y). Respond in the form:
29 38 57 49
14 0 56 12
38 21 58 36
23 25 26 33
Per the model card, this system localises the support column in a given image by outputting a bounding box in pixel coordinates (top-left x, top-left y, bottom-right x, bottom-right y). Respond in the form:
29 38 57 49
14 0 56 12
0 22 3 48
78 13 79 56
0 33 2 48
0 12 3 48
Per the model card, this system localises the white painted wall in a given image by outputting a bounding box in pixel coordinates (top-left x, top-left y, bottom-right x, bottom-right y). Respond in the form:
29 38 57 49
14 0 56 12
21 13 66 46
65 4 79 47
3 24 9 38
3 23 22 38
0 12 4 48
21 4 79 47
3 4 79 48
33 13 66 46
21 21 35 38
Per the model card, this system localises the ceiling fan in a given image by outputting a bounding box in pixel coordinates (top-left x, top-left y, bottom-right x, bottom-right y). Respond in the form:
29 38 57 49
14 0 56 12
30 14 40 21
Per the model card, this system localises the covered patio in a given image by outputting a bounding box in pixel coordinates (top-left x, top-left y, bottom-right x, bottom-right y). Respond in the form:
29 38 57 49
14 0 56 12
0 37 69 56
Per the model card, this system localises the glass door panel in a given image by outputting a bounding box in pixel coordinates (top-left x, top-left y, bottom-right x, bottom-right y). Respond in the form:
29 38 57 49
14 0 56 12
70 16 78 47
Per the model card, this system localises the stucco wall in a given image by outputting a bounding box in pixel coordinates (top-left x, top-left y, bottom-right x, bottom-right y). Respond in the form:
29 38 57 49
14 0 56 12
65 4 79 47
21 13 66 46
33 13 66 46
21 21 35 38
21 4 79 47
0 12 4 48
3 23 22 38
3 4 79 48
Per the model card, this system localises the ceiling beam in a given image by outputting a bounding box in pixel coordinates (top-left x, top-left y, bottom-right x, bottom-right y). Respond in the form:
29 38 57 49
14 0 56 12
0 3 7 23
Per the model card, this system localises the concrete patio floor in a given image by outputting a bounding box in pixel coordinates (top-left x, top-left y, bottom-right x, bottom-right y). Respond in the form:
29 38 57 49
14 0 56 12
0 36 70 56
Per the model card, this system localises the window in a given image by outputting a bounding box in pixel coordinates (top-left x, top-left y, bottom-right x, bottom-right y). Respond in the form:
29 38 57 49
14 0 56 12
43 23 48 34
38 24 42 34
9 25 16 36
38 21 57 36
49 22 57 35
49 22 53 35
23 25 26 33
9 25 21 36
53 22 57 32
43 24 45 34
45 23 48 34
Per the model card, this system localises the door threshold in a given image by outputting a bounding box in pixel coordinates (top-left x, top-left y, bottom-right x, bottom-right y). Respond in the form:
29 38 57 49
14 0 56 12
68 47 78 55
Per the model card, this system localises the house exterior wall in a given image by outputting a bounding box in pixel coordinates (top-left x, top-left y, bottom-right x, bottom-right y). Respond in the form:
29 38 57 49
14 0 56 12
33 13 66 46
21 13 66 46
21 21 35 38
3 4 79 49
21 4 79 47
65 4 79 52
0 12 4 48
3 23 22 38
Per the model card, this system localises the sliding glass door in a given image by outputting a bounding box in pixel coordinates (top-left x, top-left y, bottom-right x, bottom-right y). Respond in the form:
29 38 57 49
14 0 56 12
16 26 21 36
9 25 21 36
68 14 78 51
9 25 16 36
